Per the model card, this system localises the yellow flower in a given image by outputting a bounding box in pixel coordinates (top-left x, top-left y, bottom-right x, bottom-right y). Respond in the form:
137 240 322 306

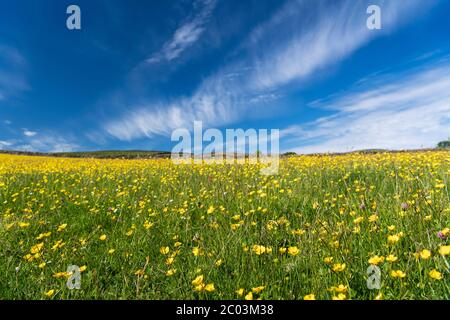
387 234 400 244
332 293 347 300
165 257 175 265
330 284 348 293
332 263 346 272
353 216 364 224
304 294 316 300
38 262 46 269
143 221 153 229
244 291 253 300
79 265 87 272
204 283 215 292
324 257 334 264
99 234 107 241
166 269 177 276
192 275 204 286
438 245 450 256
134 269 145 276
160 246 170 255
126 229 134 236
215 259 223 267
287 246 300 256
429 269 443 280
419 249 431 260
236 288 245 296
386 255 398 263
279 247 287 254
192 247 200 256
194 284 205 292
53 271 71 278
252 245 266 255
44 289 55 298
207 206 215 214
108 249 115 254
390 270 406 278
252 286 265 293
368 255 385 265
30 242 44 254
57 223 67 232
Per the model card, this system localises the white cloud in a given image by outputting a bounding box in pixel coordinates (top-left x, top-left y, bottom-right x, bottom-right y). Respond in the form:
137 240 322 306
0 45 29 101
147 0 217 64
284 58 450 154
5 133 79 153
0 140 13 149
26 135 79 153
23 130 37 137
104 0 437 141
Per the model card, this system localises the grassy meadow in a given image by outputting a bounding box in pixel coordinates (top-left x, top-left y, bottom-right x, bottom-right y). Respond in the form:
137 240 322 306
0 151 449 300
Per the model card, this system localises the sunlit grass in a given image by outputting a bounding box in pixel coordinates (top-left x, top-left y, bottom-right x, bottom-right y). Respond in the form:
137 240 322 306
0 151 449 300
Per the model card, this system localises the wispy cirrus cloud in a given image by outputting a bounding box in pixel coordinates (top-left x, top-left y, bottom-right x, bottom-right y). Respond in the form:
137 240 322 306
0 45 29 102
283 57 450 154
0 140 13 149
14 133 79 153
104 0 437 142
146 0 217 65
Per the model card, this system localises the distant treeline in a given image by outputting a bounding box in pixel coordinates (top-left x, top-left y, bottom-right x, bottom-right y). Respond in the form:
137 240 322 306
0 150 172 159
0 148 447 160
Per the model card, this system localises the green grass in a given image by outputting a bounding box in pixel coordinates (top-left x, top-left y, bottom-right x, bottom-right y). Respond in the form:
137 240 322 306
0 151 449 300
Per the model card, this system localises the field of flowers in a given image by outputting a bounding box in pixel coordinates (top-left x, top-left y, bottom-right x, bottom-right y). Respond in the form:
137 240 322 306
0 151 449 300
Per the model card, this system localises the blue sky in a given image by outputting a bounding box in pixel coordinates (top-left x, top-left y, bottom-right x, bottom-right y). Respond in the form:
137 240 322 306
0 0 450 153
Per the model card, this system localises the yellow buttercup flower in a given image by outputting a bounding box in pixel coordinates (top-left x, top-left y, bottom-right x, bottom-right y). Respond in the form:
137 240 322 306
419 249 431 260
429 269 443 280
324 257 334 264
192 247 200 256
387 234 400 244
99 234 107 241
244 291 253 300
390 270 406 278
192 275 204 286
44 289 55 298
252 245 267 255
166 269 177 276
329 284 348 293
386 255 398 263
304 294 315 300
332 263 346 272
368 255 384 265
252 286 265 293
160 246 170 255
438 245 450 256
287 246 300 256
332 293 347 300
204 283 215 292
134 269 145 276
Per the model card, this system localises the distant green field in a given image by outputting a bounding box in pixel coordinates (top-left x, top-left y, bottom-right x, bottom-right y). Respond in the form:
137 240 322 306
0 150 172 159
